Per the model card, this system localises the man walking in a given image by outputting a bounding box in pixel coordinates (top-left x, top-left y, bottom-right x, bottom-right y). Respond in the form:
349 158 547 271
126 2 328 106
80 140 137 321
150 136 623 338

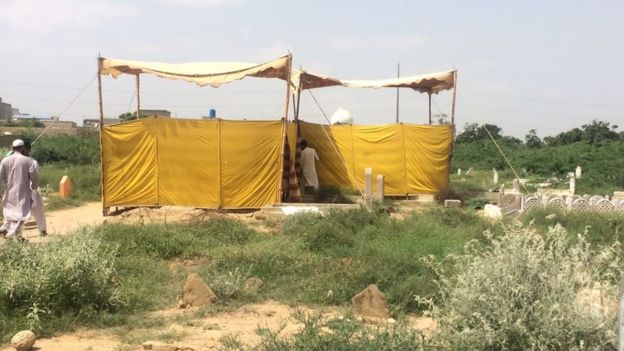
0 139 38 241
23 141 47 237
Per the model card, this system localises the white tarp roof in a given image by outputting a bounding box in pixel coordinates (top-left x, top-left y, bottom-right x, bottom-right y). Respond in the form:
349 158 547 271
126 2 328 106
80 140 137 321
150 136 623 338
100 55 291 87
291 69 456 94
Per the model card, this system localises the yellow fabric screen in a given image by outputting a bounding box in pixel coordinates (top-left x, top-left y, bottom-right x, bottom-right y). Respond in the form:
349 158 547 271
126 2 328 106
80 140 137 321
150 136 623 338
157 118 220 207
219 120 282 208
102 117 282 209
102 118 158 206
299 122 451 195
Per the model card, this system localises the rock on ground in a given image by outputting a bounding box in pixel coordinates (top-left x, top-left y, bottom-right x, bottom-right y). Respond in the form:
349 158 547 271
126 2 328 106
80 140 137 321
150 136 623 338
142 340 195 351
244 277 263 294
351 284 390 319
11 330 36 351
179 273 217 308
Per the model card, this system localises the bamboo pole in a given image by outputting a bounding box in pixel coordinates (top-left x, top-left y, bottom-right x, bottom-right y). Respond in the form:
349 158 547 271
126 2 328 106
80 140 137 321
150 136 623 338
428 92 432 125
277 54 293 203
283 54 293 120
451 70 457 128
446 70 458 193
395 63 400 123
136 74 141 118
97 56 107 216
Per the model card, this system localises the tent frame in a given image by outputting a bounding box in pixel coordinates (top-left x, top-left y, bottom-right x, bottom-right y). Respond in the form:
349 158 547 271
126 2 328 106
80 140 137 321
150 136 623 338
97 54 293 215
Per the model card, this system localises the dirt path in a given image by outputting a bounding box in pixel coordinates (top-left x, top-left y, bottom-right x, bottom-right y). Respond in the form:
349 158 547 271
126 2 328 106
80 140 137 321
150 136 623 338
21 202 104 243
21 203 260 243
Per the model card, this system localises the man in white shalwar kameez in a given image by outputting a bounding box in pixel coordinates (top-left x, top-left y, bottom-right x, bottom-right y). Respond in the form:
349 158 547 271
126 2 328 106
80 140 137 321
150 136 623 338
0 139 38 240
300 139 320 193
23 141 46 236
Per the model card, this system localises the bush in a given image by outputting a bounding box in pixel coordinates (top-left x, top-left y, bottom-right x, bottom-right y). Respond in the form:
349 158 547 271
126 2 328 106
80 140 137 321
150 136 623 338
0 233 122 331
420 223 619 350
31 134 99 165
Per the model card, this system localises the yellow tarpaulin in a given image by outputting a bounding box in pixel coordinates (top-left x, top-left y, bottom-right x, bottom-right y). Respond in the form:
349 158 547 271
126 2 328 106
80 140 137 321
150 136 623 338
102 117 282 209
102 118 451 209
299 121 452 195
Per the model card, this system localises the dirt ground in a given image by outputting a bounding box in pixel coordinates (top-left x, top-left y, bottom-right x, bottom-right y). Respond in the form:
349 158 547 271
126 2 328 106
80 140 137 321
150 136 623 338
20 203 270 243
3 203 435 351
2 300 434 351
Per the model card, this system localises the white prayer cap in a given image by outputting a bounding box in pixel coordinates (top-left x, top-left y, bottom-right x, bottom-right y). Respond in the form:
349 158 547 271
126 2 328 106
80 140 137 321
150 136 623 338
12 139 24 147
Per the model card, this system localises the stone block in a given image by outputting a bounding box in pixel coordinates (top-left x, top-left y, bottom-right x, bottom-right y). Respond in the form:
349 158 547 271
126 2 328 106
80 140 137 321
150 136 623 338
444 199 461 208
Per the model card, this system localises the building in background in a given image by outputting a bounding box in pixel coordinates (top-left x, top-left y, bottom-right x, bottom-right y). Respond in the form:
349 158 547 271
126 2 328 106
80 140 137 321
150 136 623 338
139 109 171 118
83 118 121 129
0 98 12 122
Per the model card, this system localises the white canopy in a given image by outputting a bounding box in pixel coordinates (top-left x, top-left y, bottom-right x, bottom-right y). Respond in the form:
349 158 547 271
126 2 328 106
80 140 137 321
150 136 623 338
291 69 456 94
100 55 291 87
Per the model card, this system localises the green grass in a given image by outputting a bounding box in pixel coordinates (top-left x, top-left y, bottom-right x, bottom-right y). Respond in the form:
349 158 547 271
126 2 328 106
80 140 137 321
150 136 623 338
520 205 624 246
1 205 620 345
38 163 101 210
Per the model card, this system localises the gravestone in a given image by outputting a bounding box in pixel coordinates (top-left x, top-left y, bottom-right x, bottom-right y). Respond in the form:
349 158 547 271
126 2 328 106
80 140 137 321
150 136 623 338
569 176 576 195
465 167 474 176
493 169 499 184
512 178 521 193
457 168 462 176
375 174 384 201
364 168 373 198
364 168 373 208
575 166 582 179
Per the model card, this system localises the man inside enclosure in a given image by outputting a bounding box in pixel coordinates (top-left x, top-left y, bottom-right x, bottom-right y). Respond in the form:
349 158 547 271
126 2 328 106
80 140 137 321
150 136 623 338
300 139 319 193
0 139 38 241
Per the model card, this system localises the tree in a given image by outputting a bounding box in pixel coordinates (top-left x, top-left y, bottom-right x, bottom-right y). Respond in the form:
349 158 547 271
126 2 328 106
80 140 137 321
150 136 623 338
524 129 543 148
455 123 503 143
118 112 140 121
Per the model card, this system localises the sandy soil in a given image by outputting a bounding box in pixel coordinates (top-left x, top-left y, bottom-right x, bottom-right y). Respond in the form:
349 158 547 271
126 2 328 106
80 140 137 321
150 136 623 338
19 203 270 243
2 300 434 351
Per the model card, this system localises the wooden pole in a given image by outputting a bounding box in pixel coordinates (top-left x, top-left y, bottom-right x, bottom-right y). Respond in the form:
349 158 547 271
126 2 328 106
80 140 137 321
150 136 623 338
451 70 457 128
446 70 458 194
136 74 141 118
97 56 107 216
292 93 297 120
428 92 432 125
278 54 293 203
283 54 293 120
395 63 400 123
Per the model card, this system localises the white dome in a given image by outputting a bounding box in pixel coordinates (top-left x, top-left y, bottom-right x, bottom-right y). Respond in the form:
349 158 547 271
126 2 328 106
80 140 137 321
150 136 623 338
330 107 353 125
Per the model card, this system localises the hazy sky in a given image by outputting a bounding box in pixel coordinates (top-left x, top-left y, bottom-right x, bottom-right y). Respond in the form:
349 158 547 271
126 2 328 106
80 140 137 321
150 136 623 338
1 0 622 137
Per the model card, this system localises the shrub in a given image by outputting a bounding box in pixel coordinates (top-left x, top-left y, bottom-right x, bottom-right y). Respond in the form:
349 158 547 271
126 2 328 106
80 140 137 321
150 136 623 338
0 233 123 329
420 223 619 350
256 311 427 350
31 134 99 165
